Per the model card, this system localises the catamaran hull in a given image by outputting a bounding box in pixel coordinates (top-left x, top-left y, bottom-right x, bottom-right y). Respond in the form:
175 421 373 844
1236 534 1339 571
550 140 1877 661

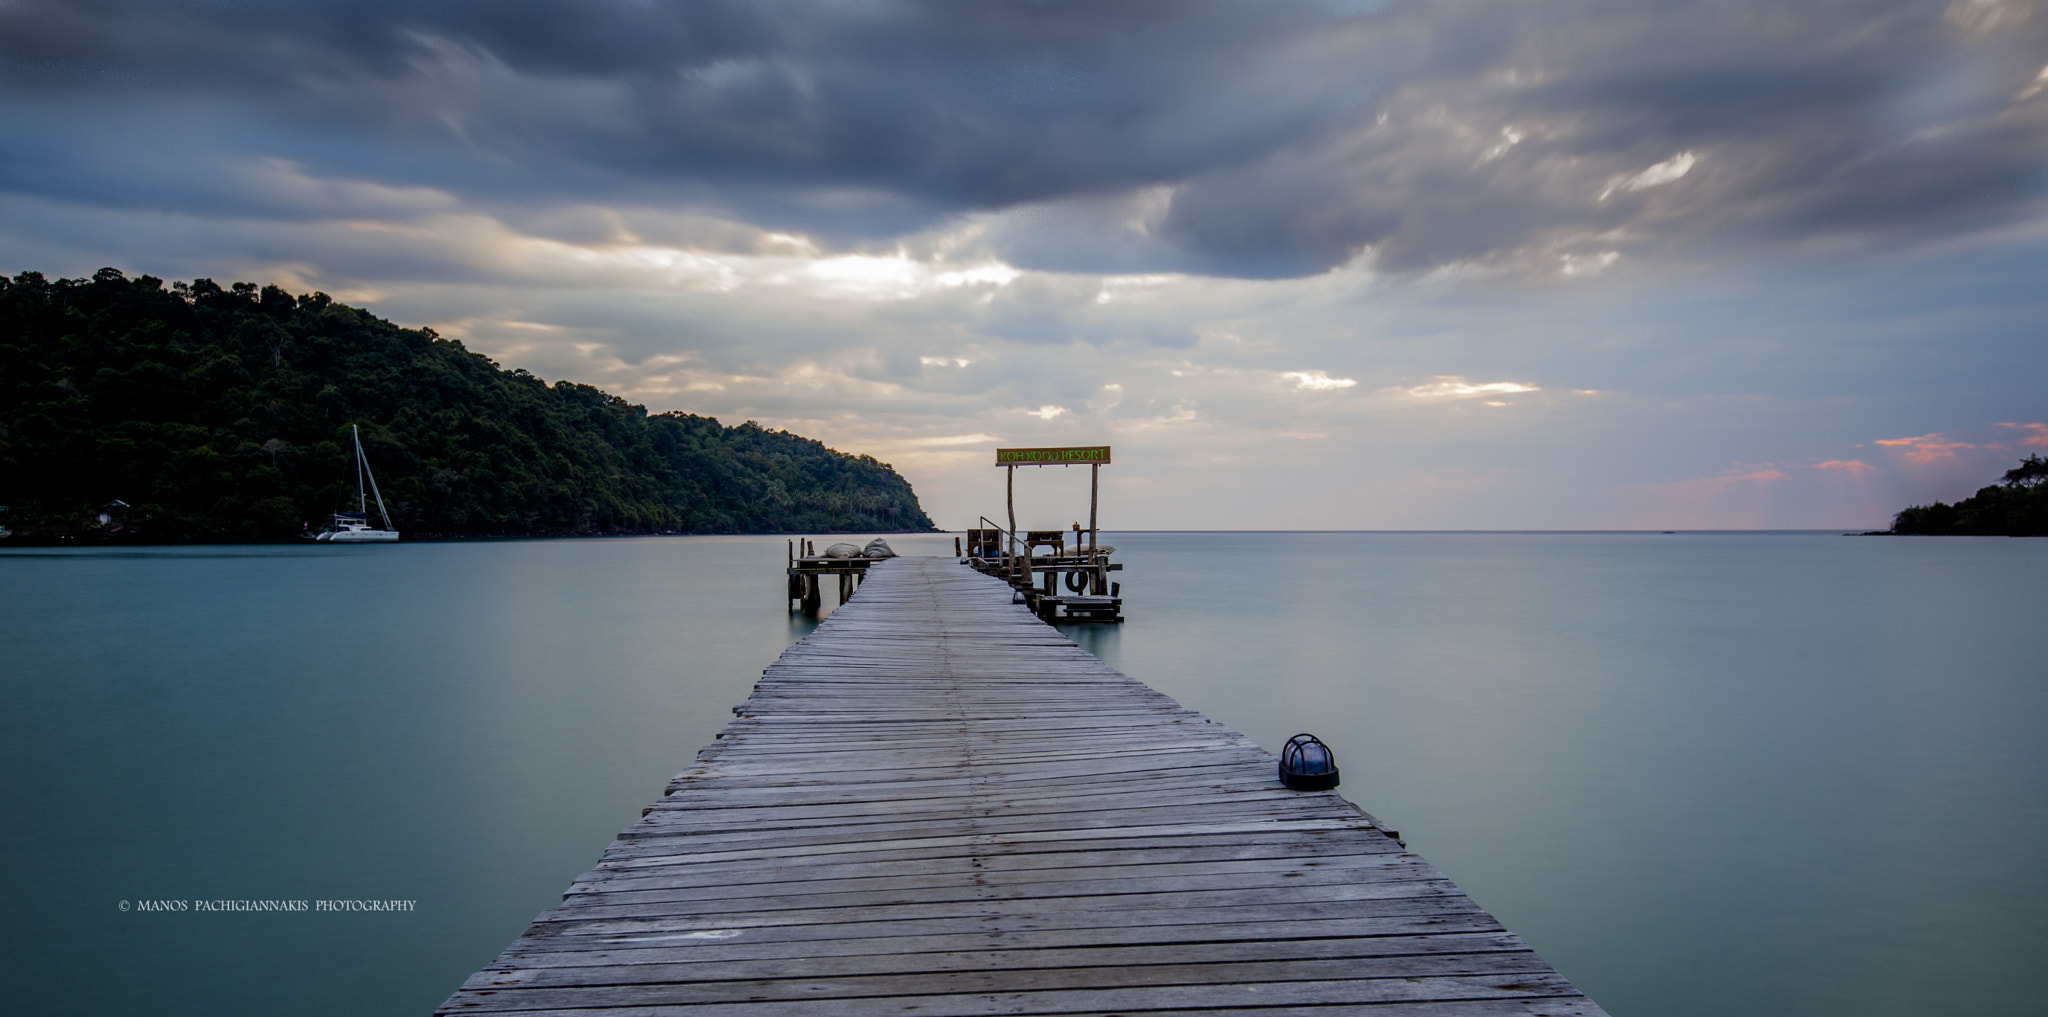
316 530 399 542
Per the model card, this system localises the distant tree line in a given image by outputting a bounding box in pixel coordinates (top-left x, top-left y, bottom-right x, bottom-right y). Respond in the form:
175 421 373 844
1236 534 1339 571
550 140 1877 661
1889 455 2047 536
0 268 937 539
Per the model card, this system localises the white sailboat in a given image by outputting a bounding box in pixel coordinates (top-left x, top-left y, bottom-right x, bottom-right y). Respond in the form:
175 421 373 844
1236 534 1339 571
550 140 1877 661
316 424 400 542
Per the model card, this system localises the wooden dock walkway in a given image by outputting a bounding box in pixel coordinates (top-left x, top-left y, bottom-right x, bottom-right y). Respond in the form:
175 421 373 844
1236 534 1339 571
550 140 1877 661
439 557 1607 1017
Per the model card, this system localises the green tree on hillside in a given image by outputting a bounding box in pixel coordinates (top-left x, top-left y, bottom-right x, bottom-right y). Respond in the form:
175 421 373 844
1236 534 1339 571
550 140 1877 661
1889 454 2048 536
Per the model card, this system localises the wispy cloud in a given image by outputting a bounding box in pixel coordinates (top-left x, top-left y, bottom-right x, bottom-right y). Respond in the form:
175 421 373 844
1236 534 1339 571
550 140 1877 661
1997 421 2048 446
2019 64 2048 102
1599 151 1699 202
1398 377 1540 399
1279 370 1357 391
1875 432 1985 462
1611 465 1792 529
917 433 1000 447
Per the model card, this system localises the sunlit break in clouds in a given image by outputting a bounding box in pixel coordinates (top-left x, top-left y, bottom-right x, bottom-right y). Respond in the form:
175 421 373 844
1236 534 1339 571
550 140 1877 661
1283 371 1359 392
3 0 2045 528
1400 378 1541 400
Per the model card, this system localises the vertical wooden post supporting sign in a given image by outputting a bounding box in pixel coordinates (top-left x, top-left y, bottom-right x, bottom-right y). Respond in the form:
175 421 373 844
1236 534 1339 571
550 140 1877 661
1089 462 1099 555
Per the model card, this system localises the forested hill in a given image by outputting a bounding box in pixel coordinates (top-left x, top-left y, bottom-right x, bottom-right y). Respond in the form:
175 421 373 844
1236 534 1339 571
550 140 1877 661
0 268 937 539
1887 455 2047 536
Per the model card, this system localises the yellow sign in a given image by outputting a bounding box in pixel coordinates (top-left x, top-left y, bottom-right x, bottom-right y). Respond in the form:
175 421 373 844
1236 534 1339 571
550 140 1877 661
995 445 1111 466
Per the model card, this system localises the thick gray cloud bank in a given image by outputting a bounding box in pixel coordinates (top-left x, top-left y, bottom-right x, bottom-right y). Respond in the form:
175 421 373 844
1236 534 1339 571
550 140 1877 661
5 0 2044 278
4 0 2045 529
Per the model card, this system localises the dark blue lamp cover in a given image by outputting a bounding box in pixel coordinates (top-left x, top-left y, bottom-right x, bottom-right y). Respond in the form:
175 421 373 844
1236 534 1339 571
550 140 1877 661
1279 733 1340 791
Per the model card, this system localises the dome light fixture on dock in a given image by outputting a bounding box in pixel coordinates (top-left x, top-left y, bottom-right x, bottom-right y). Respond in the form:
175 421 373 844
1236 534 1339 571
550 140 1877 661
1279 733 1340 791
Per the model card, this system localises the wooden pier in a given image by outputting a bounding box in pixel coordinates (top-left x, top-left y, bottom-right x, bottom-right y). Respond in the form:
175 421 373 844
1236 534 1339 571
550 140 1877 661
439 557 1606 1016
964 532 1125 623
785 538 875 614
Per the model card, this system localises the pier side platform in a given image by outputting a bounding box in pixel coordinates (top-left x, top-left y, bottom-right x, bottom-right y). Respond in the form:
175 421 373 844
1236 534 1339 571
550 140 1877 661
438 556 1607 1016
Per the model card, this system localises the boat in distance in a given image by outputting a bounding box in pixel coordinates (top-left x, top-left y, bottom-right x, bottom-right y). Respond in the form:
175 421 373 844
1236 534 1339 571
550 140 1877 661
318 515 398 542
316 424 399 542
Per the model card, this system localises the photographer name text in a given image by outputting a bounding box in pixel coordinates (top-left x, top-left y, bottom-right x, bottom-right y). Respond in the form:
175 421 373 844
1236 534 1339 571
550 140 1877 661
121 899 417 912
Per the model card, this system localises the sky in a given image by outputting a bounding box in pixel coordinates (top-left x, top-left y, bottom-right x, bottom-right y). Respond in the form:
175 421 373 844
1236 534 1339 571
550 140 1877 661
3 0 2044 530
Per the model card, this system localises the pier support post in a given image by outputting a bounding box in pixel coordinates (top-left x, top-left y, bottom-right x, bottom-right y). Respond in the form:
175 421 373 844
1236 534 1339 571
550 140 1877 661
1089 462 1099 555
1005 464 1019 581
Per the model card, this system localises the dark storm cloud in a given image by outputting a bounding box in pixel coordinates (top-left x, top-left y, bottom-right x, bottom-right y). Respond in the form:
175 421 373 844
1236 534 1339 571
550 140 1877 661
2 0 2044 277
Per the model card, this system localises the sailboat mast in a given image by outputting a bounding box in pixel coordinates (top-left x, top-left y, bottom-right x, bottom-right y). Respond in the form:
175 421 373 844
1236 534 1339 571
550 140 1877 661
353 425 367 516
364 450 392 532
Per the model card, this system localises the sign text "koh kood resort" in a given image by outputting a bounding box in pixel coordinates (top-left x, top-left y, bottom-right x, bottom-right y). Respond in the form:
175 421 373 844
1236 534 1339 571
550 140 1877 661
994 446 1112 466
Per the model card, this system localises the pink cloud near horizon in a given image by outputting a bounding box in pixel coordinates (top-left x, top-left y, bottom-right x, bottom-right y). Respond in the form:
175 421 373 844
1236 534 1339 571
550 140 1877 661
1614 466 1790 528
1634 466 1788 499
1997 422 2048 447
1874 432 1984 462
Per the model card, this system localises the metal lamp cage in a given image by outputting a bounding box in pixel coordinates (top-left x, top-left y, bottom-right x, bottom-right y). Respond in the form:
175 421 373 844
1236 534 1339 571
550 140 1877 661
1278 733 1341 791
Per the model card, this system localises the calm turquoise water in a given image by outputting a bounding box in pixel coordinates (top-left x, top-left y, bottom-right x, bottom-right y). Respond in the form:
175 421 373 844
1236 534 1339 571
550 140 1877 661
2 532 2043 1016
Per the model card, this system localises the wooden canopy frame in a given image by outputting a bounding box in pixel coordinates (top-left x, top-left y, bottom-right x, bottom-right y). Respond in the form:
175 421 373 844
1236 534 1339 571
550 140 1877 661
994 446 1110 559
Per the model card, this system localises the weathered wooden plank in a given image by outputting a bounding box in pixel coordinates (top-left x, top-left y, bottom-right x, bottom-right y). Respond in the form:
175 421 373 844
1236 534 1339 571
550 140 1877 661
451 954 1564 1006
564 851 1425 898
440 1001 1604 1017
573 836 1407 892
527 894 1494 945
638 783 1324 822
494 910 1515 961
485 929 1530 973
436 557 1603 1016
544 876 1468 925
591 819 1380 868
440 972 1589 1015
616 802 1376 848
